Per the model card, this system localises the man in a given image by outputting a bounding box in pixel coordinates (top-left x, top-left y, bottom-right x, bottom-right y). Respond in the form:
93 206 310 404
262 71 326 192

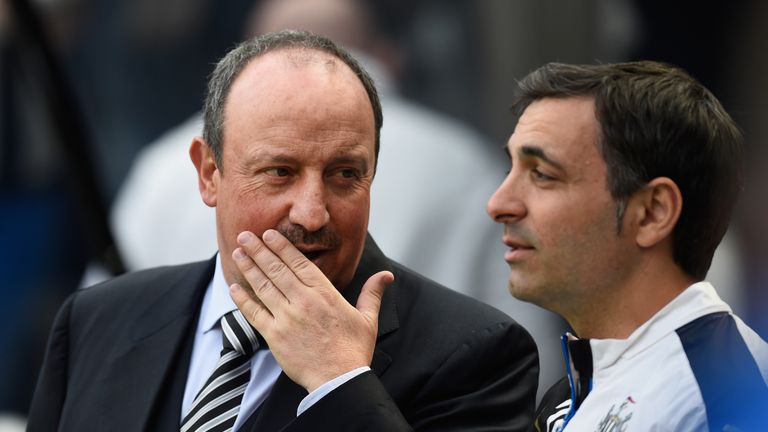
107 0 564 398
487 61 768 431
29 31 538 431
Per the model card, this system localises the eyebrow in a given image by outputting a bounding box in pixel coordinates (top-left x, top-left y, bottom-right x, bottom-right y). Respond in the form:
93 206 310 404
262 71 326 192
330 155 370 171
243 152 297 166
517 145 566 171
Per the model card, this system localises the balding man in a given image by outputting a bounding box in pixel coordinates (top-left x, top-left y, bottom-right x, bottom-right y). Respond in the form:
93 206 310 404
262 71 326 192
29 31 538 432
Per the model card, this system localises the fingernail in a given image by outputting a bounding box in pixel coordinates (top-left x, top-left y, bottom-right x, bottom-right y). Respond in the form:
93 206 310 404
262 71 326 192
237 231 253 245
230 283 241 293
233 248 246 260
262 229 277 242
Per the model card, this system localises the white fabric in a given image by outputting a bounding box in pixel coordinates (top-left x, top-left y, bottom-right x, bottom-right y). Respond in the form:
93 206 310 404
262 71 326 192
554 282 768 431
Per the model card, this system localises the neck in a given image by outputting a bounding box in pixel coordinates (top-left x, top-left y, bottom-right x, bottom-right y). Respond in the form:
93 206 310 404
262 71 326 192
567 261 695 340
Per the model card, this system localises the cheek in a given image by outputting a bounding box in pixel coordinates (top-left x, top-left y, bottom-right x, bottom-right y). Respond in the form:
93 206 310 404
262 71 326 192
331 195 370 239
217 186 286 237
559 207 622 272
536 200 614 261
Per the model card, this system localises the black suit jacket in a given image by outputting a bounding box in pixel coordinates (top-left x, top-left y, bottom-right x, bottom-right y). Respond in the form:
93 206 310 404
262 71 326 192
29 236 538 431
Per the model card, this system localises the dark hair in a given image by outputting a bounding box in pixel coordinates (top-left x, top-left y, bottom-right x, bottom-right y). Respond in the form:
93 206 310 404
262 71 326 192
202 29 383 168
512 61 743 280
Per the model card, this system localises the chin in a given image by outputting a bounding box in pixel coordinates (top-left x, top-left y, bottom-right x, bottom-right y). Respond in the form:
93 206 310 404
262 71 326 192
507 282 528 301
507 278 539 304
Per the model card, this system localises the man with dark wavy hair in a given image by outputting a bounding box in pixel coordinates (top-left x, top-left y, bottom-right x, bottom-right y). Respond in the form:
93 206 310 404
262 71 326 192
487 61 767 431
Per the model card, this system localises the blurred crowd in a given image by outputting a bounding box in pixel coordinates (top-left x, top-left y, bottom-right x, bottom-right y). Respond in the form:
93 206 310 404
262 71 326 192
1 0 767 425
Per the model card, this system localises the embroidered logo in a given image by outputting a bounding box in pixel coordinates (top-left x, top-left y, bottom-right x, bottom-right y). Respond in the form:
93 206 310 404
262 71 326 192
596 400 633 432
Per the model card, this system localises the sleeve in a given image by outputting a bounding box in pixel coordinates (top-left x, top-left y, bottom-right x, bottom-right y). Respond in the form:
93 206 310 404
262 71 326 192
27 294 75 432
296 366 371 416
288 371 412 432
283 320 539 432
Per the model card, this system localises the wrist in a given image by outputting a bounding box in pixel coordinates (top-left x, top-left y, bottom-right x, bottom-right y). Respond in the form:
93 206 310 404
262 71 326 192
304 363 369 393
298 366 372 416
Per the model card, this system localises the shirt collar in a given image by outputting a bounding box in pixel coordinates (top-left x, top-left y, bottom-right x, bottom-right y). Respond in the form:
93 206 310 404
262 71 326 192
586 282 731 370
200 253 239 334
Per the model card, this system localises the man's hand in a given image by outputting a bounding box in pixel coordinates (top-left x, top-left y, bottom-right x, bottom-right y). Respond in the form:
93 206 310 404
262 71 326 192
229 229 394 393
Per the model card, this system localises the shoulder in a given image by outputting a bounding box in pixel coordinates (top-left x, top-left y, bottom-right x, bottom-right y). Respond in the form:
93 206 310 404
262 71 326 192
75 260 211 308
63 259 213 337
52 259 212 356
392 260 518 325
388 260 535 352
674 311 768 430
373 260 539 428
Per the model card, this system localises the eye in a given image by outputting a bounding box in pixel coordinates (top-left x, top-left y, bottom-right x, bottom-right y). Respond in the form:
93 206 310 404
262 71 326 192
265 167 290 177
531 168 554 181
334 168 359 179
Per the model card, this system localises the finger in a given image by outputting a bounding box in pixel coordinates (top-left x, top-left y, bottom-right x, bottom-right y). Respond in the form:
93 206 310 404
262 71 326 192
260 229 326 289
356 271 394 325
229 283 273 334
232 245 289 312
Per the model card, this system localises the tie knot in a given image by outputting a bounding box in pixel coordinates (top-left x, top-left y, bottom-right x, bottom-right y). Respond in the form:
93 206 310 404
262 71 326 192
220 310 266 356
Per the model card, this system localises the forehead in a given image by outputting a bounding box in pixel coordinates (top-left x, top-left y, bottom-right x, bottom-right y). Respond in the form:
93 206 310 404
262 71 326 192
222 48 376 158
226 48 370 117
508 97 600 160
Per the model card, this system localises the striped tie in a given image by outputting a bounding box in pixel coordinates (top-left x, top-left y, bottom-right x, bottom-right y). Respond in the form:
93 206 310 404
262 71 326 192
181 310 266 432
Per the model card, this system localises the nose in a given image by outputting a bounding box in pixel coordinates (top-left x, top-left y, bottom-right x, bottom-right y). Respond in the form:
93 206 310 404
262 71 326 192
487 172 527 223
288 177 331 232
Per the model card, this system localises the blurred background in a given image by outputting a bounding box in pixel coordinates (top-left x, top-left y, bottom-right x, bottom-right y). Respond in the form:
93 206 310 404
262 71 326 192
2 0 767 427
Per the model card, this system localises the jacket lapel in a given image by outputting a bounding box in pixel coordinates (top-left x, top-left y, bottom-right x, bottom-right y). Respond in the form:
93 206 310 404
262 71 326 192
344 234 399 377
100 258 215 431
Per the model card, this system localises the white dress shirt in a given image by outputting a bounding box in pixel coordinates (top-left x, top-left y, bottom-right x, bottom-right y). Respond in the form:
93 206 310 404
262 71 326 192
181 254 368 430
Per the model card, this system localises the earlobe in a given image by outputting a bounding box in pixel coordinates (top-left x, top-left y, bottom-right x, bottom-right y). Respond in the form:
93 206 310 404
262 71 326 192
635 177 682 248
189 137 219 208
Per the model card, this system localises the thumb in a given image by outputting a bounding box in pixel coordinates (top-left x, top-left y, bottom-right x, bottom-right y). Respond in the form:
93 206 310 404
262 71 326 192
356 271 394 323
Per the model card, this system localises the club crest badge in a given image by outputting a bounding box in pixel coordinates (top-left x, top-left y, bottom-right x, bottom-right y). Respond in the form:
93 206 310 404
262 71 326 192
596 399 633 432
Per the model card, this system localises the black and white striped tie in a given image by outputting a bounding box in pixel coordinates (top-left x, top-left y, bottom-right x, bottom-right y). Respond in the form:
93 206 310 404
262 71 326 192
181 310 266 432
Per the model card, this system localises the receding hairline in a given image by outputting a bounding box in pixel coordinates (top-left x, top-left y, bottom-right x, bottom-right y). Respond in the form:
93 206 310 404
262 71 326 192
222 45 375 123
224 45 373 112
217 46 377 165
247 45 347 70
203 30 384 172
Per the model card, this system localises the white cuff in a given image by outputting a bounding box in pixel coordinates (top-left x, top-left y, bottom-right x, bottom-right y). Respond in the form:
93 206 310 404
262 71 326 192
296 366 371 416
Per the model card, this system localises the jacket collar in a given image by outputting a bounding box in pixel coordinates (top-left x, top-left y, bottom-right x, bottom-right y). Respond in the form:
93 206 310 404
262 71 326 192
342 234 400 340
588 282 730 371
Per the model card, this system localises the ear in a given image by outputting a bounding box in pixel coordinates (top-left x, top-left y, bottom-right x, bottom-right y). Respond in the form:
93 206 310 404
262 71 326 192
189 137 220 208
629 177 682 248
